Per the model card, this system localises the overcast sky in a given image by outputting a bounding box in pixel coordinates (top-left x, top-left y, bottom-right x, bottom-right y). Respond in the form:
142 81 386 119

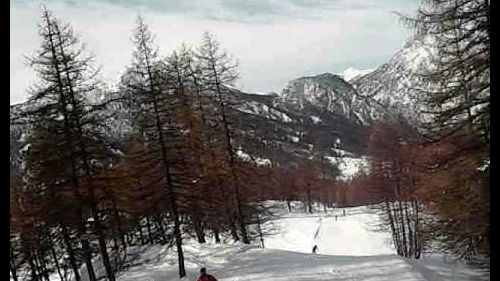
10 0 420 105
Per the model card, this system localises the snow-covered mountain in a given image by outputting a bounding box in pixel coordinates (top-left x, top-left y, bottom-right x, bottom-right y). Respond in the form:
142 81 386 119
225 89 369 170
350 38 436 123
11 37 436 178
339 67 375 82
277 73 375 126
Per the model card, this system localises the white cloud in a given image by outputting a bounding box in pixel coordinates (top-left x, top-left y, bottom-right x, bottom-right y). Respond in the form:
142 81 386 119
10 0 418 104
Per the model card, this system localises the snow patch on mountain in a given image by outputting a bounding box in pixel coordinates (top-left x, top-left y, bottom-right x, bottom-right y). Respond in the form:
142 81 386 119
310 116 321 124
236 101 293 123
350 37 438 124
236 149 271 166
279 73 374 125
326 155 370 180
340 67 375 82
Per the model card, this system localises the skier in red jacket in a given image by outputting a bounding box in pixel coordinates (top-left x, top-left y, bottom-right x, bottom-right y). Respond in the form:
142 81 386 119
197 267 218 281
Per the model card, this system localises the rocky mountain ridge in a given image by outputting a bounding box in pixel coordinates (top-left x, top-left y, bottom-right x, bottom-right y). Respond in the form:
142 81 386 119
11 37 433 176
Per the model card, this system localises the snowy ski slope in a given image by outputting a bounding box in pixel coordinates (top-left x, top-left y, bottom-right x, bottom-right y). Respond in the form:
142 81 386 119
110 203 488 281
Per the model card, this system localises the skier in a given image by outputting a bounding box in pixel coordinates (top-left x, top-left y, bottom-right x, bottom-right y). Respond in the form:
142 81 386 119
312 245 318 254
197 267 218 281
343 210 346 216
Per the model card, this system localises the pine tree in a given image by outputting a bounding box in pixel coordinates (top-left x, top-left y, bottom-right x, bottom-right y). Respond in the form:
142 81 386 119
24 8 117 281
121 16 188 278
197 31 251 244
368 119 422 259
409 0 489 141
404 0 489 266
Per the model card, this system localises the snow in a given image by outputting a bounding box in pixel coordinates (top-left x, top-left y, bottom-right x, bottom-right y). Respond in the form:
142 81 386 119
340 67 375 82
236 149 271 166
252 91 275 96
44 203 487 281
236 101 293 123
106 203 487 281
264 205 393 256
326 155 370 180
310 115 322 124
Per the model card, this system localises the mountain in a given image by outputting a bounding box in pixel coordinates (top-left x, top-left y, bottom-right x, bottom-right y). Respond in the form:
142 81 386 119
10 38 435 179
350 38 436 123
277 73 376 126
339 67 375 82
227 84 370 166
9 80 371 181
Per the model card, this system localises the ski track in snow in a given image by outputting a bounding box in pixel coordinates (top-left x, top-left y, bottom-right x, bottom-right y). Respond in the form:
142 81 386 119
60 203 487 281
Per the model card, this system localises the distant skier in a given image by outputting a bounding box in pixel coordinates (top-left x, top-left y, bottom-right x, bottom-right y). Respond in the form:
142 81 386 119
197 268 218 281
343 210 346 216
312 245 318 254
335 215 337 221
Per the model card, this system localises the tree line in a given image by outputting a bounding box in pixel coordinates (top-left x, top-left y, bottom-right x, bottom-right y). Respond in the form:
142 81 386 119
342 0 489 269
9 9 348 281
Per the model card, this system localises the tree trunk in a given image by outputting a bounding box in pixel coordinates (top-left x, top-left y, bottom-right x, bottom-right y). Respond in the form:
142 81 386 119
386 200 401 256
413 200 421 259
238 216 250 244
111 198 127 254
145 215 154 245
95 223 116 281
257 217 265 248
153 210 168 245
138 223 145 245
307 188 313 214
81 238 97 281
27 250 39 281
60 224 81 281
35 249 50 281
173 213 186 278
404 201 414 258
194 219 206 244
213 229 221 243
230 218 240 242
9 262 18 281
48 232 65 281
397 200 408 257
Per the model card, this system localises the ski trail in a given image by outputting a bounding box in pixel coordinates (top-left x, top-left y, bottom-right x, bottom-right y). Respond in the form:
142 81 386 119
313 218 322 240
312 218 322 252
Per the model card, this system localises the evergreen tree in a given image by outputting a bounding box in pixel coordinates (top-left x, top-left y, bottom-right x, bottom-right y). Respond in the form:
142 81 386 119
121 16 188 278
405 0 489 266
197 32 251 244
24 8 117 281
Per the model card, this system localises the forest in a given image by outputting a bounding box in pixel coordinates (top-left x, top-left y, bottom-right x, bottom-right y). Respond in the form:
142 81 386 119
10 0 489 280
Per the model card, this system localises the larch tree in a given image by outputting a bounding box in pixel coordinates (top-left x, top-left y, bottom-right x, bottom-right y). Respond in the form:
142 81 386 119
121 16 188 278
368 119 422 259
404 0 489 266
24 8 117 281
196 31 251 244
